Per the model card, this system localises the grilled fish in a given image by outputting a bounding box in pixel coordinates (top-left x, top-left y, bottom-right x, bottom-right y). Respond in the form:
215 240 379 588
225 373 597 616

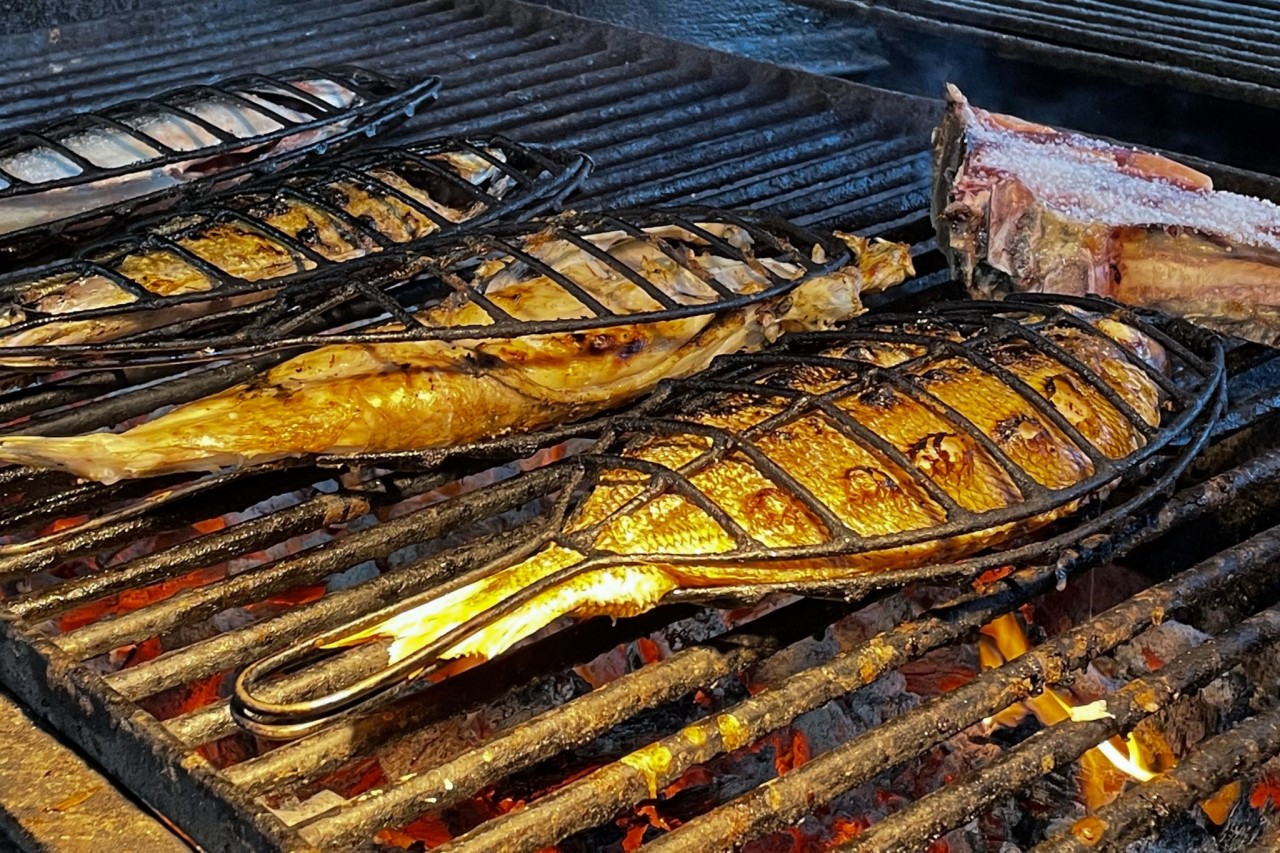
0 224 913 483
933 84 1280 346
331 304 1166 666
0 139 573 349
0 69 400 242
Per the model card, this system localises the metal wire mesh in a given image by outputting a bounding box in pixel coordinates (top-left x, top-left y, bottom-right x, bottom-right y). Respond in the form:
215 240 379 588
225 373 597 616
229 295 1225 737
0 206 849 369
0 66 441 259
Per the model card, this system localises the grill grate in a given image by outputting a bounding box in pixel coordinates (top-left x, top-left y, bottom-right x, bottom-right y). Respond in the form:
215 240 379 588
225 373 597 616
0 66 441 261
821 0 1280 109
0 1 1278 851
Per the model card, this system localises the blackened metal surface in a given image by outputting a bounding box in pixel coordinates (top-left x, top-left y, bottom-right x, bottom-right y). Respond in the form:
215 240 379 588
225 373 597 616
819 0 1280 105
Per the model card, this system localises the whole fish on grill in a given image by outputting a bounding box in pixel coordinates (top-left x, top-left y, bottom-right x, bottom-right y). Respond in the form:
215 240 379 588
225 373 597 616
0 138 584 349
326 303 1168 668
933 84 1280 346
0 68 432 251
0 222 913 483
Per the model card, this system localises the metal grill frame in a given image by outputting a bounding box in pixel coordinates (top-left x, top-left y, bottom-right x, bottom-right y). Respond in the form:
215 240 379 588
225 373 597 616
229 295 1225 737
809 0 1280 111
0 66 442 261
0 205 850 371
0 134 590 352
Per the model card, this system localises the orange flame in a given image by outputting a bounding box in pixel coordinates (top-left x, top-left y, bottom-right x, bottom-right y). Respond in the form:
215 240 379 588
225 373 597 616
979 614 1158 806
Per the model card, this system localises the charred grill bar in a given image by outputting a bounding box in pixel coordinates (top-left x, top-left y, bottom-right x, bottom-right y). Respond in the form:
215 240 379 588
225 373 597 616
1 0 1280 851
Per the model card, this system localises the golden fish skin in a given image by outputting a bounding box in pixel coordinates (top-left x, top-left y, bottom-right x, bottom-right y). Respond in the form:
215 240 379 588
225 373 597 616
0 231 913 483
336 306 1165 666
0 148 518 349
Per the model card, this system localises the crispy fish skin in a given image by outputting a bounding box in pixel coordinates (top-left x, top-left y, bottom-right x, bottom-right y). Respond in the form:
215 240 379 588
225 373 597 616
0 231 913 483
335 308 1165 665
933 84 1280 346
0 150 515 349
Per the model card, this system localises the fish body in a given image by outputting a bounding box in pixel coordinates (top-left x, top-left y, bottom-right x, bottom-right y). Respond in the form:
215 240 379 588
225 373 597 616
0 224 913 482
933 84 1280 346
333 303 1167 665
0 139 580 349
0 68 437 258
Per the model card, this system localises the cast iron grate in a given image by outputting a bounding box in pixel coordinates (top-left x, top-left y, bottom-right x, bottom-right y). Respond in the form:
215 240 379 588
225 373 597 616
0 66 441 262
820 0 1280 109
0 0 1276 850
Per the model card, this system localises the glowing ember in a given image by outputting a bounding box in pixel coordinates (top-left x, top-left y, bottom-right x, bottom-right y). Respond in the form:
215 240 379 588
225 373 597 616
58 564 225 633
1251 771 1280 809
1201 780 1240 826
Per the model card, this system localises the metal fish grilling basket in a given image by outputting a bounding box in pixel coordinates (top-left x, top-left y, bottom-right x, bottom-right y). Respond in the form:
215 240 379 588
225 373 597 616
0 65 441 262
230 295 1226 739
0 206 847 371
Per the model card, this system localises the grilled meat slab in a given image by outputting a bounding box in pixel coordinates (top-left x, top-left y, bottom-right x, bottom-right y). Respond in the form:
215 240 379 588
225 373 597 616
0 227 912 482
933 84 1280 346
335 304 1166 666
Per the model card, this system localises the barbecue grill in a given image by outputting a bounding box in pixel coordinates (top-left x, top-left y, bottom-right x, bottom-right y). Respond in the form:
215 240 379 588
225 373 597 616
2 1 1280 852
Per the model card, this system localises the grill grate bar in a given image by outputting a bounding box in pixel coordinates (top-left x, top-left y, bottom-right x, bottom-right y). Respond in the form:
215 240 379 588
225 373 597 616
52 467 561 662
0 7 473 125
647 521 1280 852
1034 702 1280 852
293 598 849 846
841 606 1280 851
3 492 369 619
853 0 1280 109
0 0 437 95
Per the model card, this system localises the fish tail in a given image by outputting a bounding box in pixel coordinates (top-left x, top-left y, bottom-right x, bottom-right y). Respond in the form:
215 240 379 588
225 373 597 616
0 432 200 484
0 434 116 481
328 544 677 665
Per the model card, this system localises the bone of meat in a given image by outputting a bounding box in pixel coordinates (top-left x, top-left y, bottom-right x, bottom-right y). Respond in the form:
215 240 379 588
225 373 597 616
933 84 1280 346
0 227 913 482
332 305 1166 668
